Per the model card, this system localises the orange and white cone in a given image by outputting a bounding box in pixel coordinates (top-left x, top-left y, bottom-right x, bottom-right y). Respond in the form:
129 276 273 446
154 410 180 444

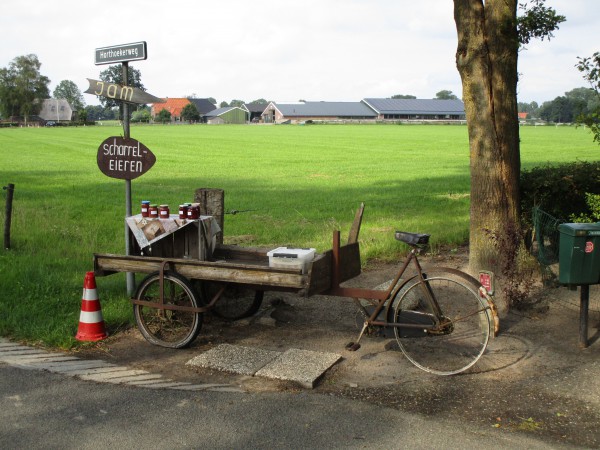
75 271 108 341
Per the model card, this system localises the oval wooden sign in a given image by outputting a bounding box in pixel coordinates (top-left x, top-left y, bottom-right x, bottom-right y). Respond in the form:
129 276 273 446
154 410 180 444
97 136 156 180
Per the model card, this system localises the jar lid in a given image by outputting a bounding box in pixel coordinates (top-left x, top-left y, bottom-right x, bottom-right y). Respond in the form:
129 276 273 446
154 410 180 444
149 204 158 208
141 200 150 204
159 204 169 208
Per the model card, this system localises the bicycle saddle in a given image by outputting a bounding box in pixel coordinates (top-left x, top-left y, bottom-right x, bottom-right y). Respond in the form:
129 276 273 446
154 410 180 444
395 231 430 246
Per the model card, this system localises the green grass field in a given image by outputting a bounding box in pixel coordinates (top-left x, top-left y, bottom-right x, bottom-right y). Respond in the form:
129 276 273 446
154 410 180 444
0 123 598 347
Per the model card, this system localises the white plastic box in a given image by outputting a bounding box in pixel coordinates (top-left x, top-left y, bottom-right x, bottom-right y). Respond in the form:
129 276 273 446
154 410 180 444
266 247 316 274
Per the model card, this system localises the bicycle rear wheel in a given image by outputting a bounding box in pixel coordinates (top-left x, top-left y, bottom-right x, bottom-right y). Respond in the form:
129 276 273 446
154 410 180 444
133 271 203 348
393 273 490 375
201 282 264 321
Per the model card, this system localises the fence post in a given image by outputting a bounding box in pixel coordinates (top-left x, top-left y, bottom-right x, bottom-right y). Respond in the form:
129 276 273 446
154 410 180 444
3 183 14 250
194 188 224 245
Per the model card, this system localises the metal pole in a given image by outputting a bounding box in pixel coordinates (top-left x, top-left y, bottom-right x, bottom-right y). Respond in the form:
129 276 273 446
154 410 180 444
3 183 14 250
122 62 135 295
579 284 589 348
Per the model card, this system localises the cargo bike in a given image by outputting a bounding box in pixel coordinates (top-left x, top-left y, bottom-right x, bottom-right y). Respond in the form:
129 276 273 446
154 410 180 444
93 205 498 375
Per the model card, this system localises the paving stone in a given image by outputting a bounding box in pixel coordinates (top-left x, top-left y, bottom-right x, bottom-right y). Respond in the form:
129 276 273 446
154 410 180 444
47 360 118 372
186 344 280 376
59 366 131 376
2 356 80 366
78 369 152 381
255 348 342 389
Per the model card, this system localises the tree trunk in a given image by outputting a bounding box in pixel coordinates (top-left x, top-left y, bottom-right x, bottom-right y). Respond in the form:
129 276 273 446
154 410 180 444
454 0 522 313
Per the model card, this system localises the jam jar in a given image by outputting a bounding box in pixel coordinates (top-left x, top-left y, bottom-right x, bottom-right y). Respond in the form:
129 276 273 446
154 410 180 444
178 204 188 219
187 204 200 220
159 204 170 219
148 204 159 218
141 200 150 217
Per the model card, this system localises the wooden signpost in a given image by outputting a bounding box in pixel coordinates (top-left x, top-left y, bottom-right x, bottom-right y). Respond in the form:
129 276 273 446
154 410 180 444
87 41 162 294
84 78 164 105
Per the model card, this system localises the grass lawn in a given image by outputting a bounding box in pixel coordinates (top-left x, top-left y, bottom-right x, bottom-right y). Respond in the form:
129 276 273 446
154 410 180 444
0 123 597 347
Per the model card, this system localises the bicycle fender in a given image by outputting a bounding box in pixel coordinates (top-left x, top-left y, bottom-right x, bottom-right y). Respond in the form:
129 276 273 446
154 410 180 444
424 267 499 337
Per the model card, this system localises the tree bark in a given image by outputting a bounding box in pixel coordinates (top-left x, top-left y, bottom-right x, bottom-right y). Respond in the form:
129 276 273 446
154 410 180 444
454 0 522 312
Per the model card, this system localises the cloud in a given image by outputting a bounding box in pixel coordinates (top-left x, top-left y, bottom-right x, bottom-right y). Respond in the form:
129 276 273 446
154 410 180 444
0 0 596 105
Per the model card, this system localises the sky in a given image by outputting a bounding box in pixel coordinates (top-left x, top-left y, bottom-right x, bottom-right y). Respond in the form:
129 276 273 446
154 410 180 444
1 0 598 107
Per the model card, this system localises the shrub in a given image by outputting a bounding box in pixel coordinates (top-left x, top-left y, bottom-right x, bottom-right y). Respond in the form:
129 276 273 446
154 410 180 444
570 193 600 222
520 161 600 228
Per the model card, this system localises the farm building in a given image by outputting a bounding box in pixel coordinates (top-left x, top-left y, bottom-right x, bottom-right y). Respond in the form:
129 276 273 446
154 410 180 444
151 98 190 122
188 98 217 118
205 106 247 124
243 102 268 122
151 98 217 123
362 98 466 121
38 98 73 123
148 97 466 124
262 101 377 124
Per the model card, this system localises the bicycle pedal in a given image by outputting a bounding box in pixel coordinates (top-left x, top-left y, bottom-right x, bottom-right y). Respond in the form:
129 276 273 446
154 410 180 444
345 342 361 352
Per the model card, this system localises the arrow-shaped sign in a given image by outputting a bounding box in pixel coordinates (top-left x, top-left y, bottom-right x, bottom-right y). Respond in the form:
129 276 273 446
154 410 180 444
84 78 165 105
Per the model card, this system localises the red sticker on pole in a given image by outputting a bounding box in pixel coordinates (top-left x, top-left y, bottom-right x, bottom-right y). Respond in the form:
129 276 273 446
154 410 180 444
585 241 594 253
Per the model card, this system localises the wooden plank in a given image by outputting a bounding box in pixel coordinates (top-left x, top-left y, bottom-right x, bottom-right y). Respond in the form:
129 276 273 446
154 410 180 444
213 244 270 262
94 253 308 290
305 243 361 296
307 253 331 296
347 203 365 244
339 242 362 281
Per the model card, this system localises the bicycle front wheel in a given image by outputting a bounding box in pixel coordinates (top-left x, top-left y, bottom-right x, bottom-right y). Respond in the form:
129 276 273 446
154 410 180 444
393 274 490 375
133 271 203 348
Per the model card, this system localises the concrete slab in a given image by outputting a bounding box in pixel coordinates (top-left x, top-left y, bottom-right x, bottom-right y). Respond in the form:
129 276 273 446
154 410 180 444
0 348 50 355
172 383 234 391
79 369 152 381
2 356 80 366
187 344 342 389
47 360 118 372
0 338 242 393
186 344 280 376
57 364 129 377
256 348 342 389
0 344 34 350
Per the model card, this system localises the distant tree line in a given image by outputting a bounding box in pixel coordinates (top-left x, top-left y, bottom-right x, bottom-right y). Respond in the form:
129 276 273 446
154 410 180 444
518 87 600 123
390 91 459 100
1 52 598 130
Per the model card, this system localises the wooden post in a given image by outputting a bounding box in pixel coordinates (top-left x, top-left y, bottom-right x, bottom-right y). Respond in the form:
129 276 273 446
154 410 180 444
122 62 135 295
3 183 14 250
194 188 224 245
579 284 589 348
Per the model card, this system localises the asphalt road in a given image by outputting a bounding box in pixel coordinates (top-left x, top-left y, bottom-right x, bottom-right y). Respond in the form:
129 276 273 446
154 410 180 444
0 364 575 449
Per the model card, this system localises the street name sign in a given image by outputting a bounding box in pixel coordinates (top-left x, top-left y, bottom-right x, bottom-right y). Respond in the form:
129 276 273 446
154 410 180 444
97 137 156 180
85 78 164 105
95 42 147 65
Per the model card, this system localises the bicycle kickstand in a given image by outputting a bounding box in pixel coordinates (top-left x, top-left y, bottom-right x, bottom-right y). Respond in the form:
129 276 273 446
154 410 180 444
345 321 369 351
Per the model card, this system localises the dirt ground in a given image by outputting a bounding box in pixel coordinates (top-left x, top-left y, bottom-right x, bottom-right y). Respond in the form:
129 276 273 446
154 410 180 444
78 250 600 448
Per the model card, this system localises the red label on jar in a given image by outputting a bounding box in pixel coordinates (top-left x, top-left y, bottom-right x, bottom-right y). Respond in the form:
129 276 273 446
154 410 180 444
179 205 188 219
187 206 199 219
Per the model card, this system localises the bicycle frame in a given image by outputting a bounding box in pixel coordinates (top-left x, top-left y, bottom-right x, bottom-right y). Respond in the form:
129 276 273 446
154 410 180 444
325 231 448 349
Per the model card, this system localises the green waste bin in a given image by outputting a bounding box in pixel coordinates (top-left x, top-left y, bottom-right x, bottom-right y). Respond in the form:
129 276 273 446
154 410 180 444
558 223 600 285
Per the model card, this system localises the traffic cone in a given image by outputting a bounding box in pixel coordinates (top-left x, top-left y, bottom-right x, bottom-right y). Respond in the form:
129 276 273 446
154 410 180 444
75 271 108 341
